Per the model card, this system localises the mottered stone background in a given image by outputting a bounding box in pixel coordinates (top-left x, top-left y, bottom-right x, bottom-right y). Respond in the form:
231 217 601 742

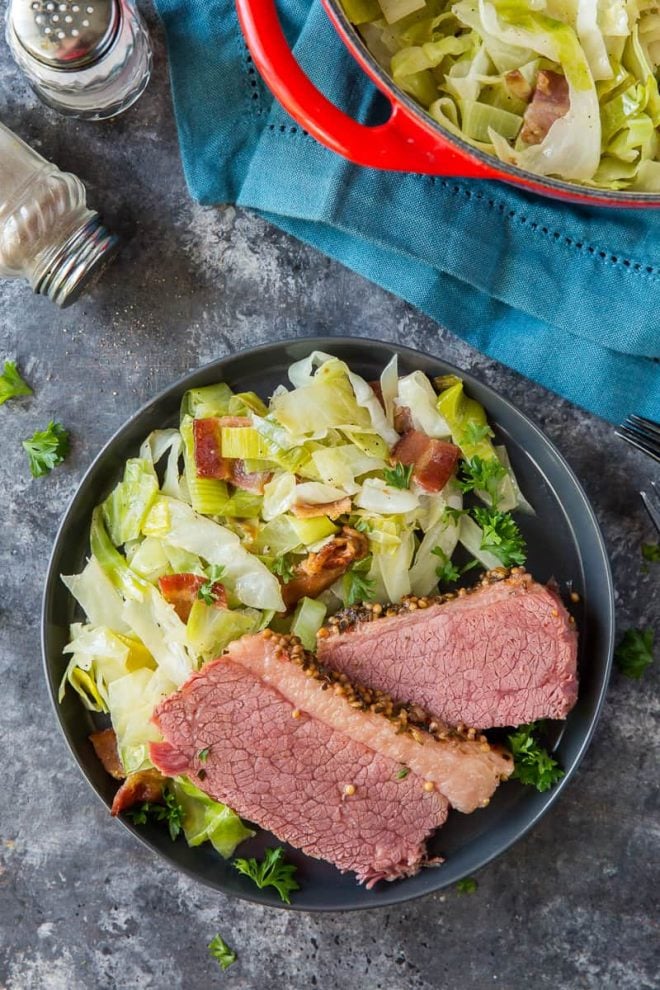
0 6 658 989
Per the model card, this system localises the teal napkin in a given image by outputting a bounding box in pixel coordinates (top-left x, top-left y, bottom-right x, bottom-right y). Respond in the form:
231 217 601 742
154 0 660 423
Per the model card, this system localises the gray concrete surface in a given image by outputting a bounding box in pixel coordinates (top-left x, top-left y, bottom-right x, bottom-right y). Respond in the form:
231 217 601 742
0 6 658 989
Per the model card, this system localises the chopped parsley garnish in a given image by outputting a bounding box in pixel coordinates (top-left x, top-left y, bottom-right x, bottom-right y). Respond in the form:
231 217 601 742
614 628 655 679
271 553 297 584
442 506 465 525
459 455 506 507
641 542 660 563
432 547 479 585
208 933 237 971
343 557 376 606
198 747 210 763
456 876 478 894
396 767 410 780
197 565 226 605
472 507 526 567
0 360 32 405
383 461 414 490
126 789 184 841
462 421 493 446
507 723 564 792
22 420 69 477
233 846 299 904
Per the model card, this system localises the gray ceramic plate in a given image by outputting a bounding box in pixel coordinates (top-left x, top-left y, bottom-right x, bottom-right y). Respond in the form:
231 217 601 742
42 337 615 911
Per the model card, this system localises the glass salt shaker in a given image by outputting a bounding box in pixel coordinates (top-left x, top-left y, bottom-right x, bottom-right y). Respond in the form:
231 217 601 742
5 0 151 120
0 121 119 306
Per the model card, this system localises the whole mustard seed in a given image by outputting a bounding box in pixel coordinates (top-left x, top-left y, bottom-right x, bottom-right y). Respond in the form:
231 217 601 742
344 784 356 796
423 781 435 792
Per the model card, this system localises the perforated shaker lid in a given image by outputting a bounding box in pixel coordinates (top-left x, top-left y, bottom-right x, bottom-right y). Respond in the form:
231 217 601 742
9 0 120 70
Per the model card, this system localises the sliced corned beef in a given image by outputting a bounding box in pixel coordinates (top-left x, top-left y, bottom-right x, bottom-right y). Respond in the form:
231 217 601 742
149 633 512 885
317 569 578 730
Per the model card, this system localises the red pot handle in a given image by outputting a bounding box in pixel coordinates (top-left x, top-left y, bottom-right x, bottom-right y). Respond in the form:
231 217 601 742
235 0 488 176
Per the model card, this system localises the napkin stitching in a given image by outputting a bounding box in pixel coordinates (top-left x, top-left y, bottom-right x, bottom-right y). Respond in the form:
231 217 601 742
412 176 659 280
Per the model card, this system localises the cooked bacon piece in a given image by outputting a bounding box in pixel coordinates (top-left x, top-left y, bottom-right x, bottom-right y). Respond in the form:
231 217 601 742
90 728 124 780
291 496 352 520
229 459 272 494
392 430 460 492
520 70 570 146
193 416 272 493
193 418 230 480
394 404 414 434
282 525 368 608
505 69 533 102
111 769 165 816
158 572 227 622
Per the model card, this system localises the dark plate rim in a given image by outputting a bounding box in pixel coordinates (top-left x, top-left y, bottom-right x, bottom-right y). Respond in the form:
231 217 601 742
41 335 615 912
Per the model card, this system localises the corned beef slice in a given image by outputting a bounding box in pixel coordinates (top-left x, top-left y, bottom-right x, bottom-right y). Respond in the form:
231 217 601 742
150 634 512 885
317 570 578 730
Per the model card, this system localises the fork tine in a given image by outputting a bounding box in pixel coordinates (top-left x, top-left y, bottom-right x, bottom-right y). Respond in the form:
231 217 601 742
640 489 660 534
629 414 660 434
615 426 660 463
621 419 660 451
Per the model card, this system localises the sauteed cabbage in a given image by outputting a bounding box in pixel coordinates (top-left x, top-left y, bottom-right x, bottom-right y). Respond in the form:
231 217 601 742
342 0 660 190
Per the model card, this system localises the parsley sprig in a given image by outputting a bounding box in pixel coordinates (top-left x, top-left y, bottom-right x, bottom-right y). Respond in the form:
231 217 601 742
208 933 237 971
343 557 376 606
615 628 655 679
0 360 32 405
233 846 299 904
271 553 297 584
456 876 478 894
22 420 69 478
507 723 564 792
383 462 414 490
472 507 527 567
197 565 226 605
641 542 660 564
126 789 184 841
432 547 479 585
459 455 506 507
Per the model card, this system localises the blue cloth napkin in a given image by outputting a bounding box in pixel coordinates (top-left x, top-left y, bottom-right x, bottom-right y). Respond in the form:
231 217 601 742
154 0 660 423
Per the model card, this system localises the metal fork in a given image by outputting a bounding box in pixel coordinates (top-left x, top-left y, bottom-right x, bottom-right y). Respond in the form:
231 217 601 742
641 480 660 535
615 414 660 464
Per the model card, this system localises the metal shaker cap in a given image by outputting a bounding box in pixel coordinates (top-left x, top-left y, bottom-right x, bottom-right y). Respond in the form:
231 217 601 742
8 0 120 70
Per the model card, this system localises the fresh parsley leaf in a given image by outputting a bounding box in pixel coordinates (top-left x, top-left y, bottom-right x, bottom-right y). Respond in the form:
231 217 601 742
615 628 655 679
641 542 660 563
442 506 465 525
208 933 237 971
432 547 461 585
456 876 478 894
22 420 69 478
197 564 226 605
507 723 564 792
343 557 376 606
126 788 184 841
396 767 410 780
459 455 506 507
472 507 527 568
271 553 297 584
198 747 210 763
0 360 32 405
233 846 300 904
383 461 414 490
462 421 493 446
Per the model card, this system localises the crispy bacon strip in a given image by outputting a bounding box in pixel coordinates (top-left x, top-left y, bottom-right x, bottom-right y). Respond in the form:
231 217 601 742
158 573 227 623
520 70 570 146
229 460 271 494
90 728 124 780
392 430 460 493
111 769 165 816
291 496 352 519
282 525 369 609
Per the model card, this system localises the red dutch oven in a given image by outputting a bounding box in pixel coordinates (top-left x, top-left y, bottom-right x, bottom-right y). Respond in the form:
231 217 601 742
236 0 660 208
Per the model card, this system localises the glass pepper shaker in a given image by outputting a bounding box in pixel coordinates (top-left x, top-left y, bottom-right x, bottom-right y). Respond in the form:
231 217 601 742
0 121 119 306
5 0 152 120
